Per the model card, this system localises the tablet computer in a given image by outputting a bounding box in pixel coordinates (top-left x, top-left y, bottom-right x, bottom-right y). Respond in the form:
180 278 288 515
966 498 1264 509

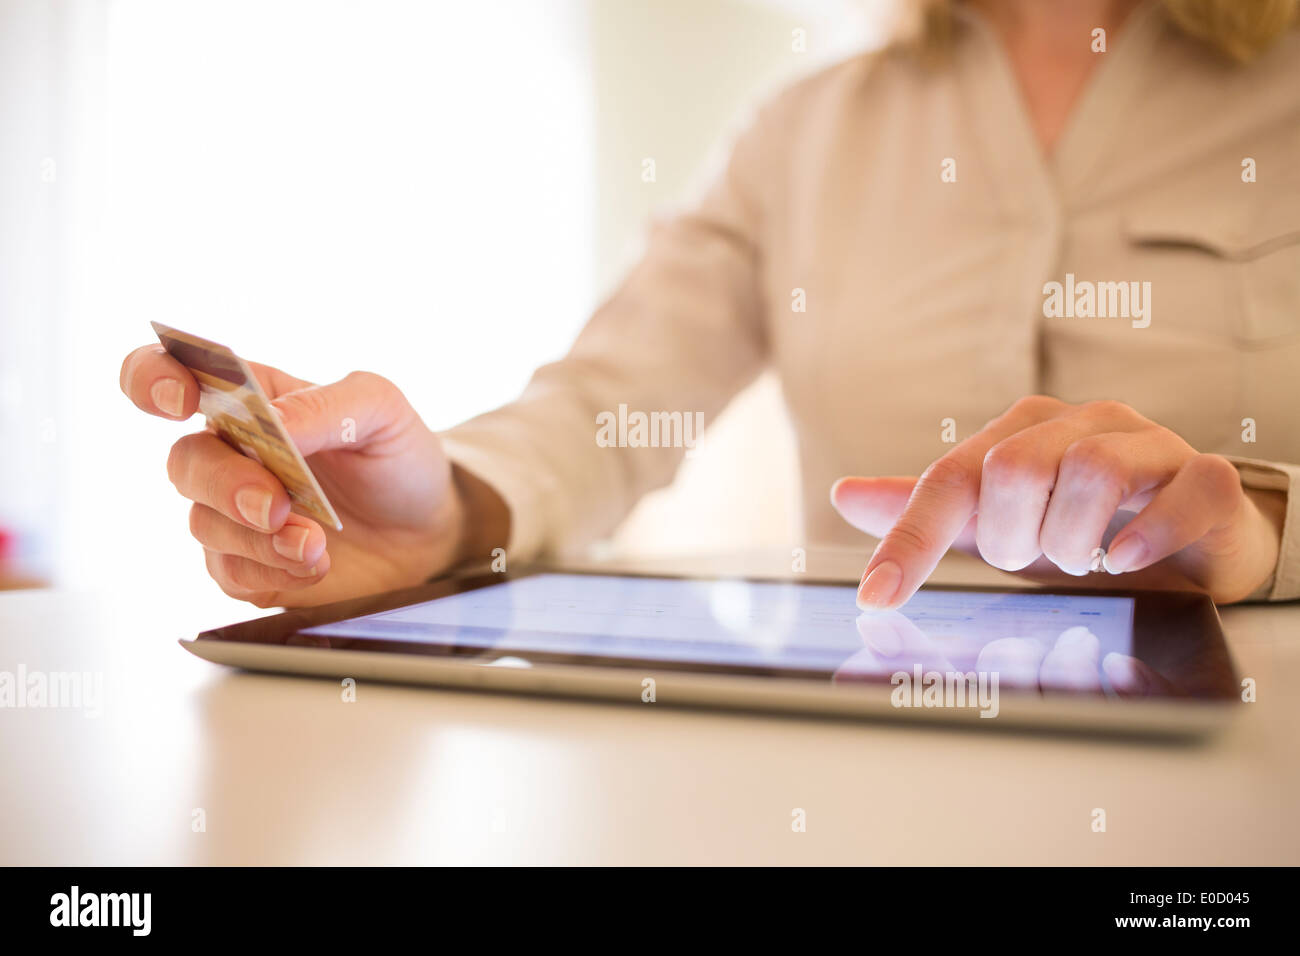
179 569 1239 738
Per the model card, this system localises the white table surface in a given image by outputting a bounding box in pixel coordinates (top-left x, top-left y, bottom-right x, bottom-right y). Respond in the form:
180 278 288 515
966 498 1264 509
2 549 1297 865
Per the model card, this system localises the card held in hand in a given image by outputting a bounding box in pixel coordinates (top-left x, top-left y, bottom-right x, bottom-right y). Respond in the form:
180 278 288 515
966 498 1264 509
151 322 343 531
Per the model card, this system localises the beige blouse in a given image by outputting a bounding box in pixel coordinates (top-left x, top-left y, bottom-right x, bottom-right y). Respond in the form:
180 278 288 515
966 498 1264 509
442 0 1300 600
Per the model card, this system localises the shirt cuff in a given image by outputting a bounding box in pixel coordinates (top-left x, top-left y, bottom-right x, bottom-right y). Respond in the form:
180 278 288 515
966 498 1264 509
438 433 549 565
1224 455 1300 602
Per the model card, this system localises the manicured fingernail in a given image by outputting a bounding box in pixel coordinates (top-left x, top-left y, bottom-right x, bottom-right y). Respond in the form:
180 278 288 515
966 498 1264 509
235 487 273 531
828 477 848 508
272 525 309 563
857 561 902 610
1104 535 1147 573
150 378 185 418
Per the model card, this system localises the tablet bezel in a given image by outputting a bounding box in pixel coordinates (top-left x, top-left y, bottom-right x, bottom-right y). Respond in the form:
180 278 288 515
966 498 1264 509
184 566 1238 703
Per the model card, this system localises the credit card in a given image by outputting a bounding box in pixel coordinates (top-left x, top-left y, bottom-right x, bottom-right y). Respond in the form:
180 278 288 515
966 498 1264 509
151 322 343 531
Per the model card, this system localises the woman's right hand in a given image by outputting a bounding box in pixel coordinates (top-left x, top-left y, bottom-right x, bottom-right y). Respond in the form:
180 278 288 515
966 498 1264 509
120 345 497 607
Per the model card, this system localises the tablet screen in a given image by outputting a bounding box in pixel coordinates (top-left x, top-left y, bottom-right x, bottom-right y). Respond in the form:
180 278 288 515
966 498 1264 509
298 572 1158 696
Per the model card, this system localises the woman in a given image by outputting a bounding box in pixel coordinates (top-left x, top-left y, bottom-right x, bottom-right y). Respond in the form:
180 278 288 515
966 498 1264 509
119 0 1300 609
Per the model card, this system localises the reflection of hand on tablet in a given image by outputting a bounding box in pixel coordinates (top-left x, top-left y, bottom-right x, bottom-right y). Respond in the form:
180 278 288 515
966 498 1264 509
831 611 955 683
979 627 1169 696
837 615 1165 697
974 637 1046 689
120 345 507 607
830 396 1286 610
1101 652 1173 698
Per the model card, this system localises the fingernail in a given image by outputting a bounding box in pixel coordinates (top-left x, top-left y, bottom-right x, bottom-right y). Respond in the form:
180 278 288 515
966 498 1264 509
1104 534 1147 573
272 525 309 563
857 560 903 610
828 477 848 509
150 378 185 418
235 487 273 531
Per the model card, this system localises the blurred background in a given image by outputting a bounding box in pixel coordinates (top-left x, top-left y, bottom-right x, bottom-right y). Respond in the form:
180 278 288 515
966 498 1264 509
0 0 888 609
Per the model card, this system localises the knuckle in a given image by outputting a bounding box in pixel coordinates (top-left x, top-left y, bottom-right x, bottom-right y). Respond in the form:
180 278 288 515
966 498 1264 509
188 503 207 542
1008 394 1062 419
283 386 329 421
213 571 272 608
253 533 284 567
118 354 134 395
221 554 266 592
344 369 392 392
979 540 1038 572
1187 454 1241 500
345 370 408 422
981 441 1050 487
1080 398 1132 420
884 519 934 557
165 445 183 488
206 553 240 595
205 454 246 513
215 577 248 602
214 578 243 601
166 434 203 490
212 552 242 588
920 455 977 497
975 520 1042 572
1060 436 1125 483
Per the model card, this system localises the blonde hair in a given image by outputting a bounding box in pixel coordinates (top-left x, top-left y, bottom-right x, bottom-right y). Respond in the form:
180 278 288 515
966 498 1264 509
1163 0 1298 61
907 0 1299 63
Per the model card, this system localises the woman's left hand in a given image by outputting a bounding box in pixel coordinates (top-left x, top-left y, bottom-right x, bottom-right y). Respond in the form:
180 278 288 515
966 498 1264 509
831 396 1285 608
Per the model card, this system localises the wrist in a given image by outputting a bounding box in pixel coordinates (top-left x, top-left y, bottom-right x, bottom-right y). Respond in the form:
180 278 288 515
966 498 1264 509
446 462 511 569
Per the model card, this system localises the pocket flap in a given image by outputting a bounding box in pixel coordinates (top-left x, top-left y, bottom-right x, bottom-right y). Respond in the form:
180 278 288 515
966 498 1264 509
1123 195 1300 260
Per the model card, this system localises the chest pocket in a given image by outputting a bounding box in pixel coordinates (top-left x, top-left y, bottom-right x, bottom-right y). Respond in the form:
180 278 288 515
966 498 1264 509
1123 195 1300 346
1122 195 1300 461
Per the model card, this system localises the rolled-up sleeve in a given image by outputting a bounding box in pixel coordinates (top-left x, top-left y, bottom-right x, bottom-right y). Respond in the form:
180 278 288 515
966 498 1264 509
1226 455 1300 601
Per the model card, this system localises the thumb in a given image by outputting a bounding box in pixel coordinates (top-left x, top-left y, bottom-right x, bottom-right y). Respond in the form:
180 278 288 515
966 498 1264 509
831 475 979 553
271 370 410 457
